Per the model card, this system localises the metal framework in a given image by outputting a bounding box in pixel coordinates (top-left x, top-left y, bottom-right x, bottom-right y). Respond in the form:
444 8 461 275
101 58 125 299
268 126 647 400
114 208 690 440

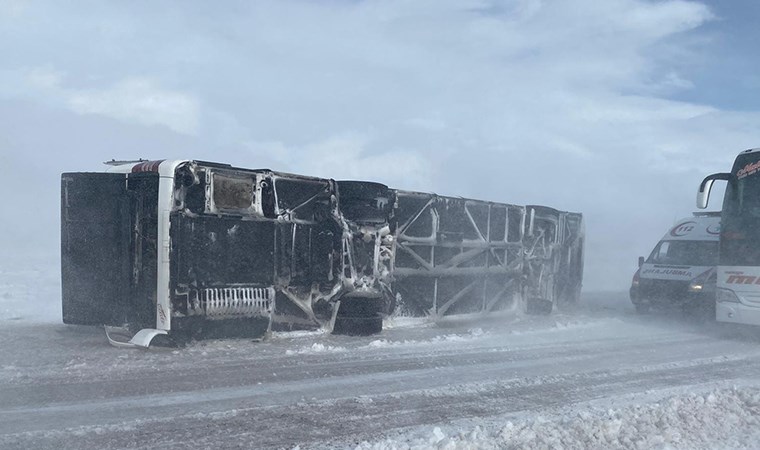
60 160 584 347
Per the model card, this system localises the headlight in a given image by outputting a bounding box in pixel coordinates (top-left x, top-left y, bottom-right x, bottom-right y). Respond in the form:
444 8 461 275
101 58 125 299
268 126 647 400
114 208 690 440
688 268 716 293
717 288 741 303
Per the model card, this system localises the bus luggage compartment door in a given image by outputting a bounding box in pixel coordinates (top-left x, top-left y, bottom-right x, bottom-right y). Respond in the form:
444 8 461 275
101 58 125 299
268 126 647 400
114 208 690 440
61 172 131 326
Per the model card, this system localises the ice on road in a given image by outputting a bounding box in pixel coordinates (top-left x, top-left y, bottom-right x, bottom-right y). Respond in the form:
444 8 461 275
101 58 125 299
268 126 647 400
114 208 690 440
2 287 760 449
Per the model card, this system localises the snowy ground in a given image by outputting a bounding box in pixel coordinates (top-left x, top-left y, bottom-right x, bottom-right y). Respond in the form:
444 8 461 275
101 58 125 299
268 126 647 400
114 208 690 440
2 271 760 449
0 262 60 323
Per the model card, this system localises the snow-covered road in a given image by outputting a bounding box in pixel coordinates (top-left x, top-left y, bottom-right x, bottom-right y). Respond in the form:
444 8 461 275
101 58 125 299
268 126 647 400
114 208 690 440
2 291 760 449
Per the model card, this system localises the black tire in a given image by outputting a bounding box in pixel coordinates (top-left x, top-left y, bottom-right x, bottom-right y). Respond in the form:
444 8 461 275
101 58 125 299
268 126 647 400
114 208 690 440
555 280 581 313
526 297 553 315
332 315 383 336
337 296 385 316
683 300 716 322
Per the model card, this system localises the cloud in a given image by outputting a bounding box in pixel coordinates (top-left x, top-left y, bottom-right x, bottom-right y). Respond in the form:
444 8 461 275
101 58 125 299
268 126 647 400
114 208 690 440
0 0 756 290
246 133 432 190
0 0 28 19
24 66 62 89
0 67 200 134
67 78 200 135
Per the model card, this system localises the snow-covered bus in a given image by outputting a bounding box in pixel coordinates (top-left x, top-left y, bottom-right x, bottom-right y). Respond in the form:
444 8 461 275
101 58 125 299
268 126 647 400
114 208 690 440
61 159 584 347
697 148 760 325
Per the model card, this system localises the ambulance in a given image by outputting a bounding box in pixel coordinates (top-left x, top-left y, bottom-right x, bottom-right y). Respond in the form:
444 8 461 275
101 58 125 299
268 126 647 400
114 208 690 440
630 213 720 315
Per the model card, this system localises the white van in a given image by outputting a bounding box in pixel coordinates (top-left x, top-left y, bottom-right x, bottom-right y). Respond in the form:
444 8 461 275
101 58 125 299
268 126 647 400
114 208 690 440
630 213 720 315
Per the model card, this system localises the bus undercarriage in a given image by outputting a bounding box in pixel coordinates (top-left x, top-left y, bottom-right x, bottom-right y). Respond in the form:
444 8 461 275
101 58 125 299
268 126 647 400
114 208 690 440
61 160 584 347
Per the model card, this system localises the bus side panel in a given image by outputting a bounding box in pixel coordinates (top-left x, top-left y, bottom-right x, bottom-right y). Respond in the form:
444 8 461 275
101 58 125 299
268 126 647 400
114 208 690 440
61 173 131 325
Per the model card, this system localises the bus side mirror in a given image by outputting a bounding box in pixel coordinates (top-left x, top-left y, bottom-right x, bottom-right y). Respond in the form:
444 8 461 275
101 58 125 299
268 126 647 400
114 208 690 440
697 173 730 209
638 256 644 268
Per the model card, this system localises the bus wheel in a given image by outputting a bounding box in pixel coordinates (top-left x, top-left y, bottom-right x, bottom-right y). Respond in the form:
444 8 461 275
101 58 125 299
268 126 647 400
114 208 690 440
526 297 553 315
331 296 385 336
635 304 650 314
332 315 383 336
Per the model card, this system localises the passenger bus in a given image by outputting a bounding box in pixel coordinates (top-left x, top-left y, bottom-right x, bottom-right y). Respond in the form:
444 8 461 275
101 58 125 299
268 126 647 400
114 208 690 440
697 148 760 325
61 159 584 347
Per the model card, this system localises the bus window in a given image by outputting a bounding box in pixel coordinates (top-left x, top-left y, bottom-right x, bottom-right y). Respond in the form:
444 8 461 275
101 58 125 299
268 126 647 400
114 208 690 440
213 173 254 211
260 178 276 218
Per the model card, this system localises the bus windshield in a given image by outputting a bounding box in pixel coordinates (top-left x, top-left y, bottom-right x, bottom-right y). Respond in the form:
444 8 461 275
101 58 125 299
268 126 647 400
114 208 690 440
724 154 760 218
721 152 760 265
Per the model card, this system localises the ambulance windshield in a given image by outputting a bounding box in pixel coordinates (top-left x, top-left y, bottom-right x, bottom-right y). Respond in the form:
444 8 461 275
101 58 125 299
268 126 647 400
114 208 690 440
647 240 718 266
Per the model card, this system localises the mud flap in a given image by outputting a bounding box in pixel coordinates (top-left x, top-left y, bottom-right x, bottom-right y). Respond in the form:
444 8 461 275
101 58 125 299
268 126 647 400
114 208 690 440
105 326 168 349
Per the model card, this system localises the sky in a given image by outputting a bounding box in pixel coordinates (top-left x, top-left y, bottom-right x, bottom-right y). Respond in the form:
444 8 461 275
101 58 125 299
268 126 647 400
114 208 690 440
1 0 758 290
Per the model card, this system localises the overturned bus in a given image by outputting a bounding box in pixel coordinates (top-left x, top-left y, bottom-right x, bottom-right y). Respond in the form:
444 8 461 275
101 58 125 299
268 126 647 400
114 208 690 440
61 160 584 347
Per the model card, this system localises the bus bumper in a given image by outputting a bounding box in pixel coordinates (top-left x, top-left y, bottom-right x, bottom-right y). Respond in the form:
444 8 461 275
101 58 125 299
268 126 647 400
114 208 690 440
716 302 760 326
